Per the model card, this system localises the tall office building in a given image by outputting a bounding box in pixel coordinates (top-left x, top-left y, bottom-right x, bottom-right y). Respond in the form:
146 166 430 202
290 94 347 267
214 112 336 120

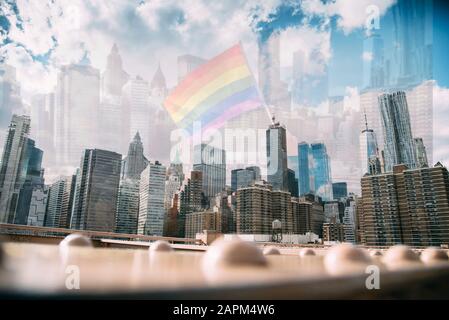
45 175 76 228
178 170 205 237
266 117 288 191
235 166 261 190
236 182 273 234
115 178 140 234
121 76 151 152
287 168 299 197
379 91 417 172
0 115 31 223
291 195 325 237
362 32 385 89
122 132 149 180
342 197 357 244
138 161 166 236
13 138 44 225
297 142 311 196
332 182 348 200
360 113 380 175
70 149 121 231
258 33 290 108
391 0 433 87
310 143 332 201
360 163 449 247
193 144 226 201
272 190 293 233
99 44 129 152
26 185 49 227
55 65 100 167
165 174 181 209
414 137 428 168
101 43 129 97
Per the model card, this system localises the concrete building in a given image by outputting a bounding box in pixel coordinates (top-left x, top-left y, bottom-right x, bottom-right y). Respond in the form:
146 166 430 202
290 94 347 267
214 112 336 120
323 222 345 242
138 161 166 236
360 163 449 246
185 210 222 239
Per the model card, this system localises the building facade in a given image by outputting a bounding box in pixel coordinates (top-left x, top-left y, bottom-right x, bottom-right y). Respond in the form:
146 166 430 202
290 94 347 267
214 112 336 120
360 163 449 246
70 149 121 232
138 161 166 236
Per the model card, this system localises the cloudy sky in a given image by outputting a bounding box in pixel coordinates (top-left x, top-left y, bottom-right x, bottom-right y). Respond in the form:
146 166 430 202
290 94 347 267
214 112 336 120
1 0 449 165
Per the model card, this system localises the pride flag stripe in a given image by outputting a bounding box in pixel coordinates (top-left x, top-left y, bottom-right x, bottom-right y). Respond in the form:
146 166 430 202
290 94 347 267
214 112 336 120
165 54 247 110
171 65 251 122
164 43 263 131
178 85 259 128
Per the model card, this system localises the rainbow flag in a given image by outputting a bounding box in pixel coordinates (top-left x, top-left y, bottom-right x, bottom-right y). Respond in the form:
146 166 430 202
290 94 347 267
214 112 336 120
164 44 263 133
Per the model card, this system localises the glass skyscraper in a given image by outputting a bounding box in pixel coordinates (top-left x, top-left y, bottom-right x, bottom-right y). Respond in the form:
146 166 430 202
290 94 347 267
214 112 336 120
193 143 226 200
266 118 288 191
310 143 332 201
297 142 311 196
379 91 417 172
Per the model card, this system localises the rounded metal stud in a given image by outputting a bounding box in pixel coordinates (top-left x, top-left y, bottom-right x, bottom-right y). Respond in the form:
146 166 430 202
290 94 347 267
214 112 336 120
263 246 281 255
383 245 420 269
324 243 371 275
149 240 173 254
421 247 449 265
202 238 267 270
370 250 382 257
59 233 93 248
299 248 316 257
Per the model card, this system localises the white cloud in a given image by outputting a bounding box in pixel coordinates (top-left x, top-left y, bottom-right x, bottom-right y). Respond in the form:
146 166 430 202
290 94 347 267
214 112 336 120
279 25 331 75
362 51 373 61
303 0 396 34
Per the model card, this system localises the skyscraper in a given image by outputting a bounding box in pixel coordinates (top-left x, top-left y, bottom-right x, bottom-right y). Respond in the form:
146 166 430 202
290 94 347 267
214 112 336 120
13 138 44 225
0 115 31 223
101 43 129 97
26 185 49 227
55 64 100 167
379 91 417 172
193 144 226 201
362 32 385 89
45 175 76 228
138 161 166 236
414 137 429 168
310 143 332 201
122 132 149 180
121 76 151 152
235 166 261 190
287 168 299 197
332 182 348 200
297 142 311 196
258 33 290 108
115 178 140 234
70 149 121 232
266 117 288 191
360 113 380 175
